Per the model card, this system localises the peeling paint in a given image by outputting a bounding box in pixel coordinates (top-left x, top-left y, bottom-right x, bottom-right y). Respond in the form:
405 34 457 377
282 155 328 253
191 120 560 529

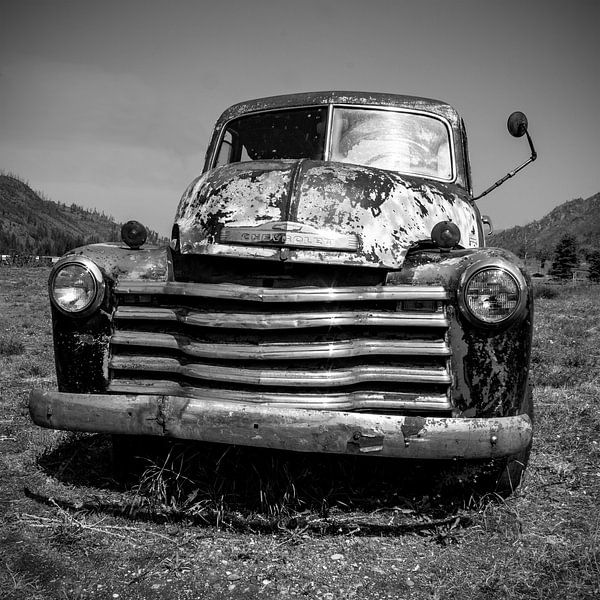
175 160 479 269
402 416 427 438
64 243 169 283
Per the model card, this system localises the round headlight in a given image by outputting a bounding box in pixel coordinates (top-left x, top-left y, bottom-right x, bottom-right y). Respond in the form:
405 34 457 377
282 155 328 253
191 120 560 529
49 259 105 316
459 262 527 326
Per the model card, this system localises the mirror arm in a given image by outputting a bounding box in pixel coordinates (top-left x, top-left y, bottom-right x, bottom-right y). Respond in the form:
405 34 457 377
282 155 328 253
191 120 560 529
472 130 537 201
524 129 537 161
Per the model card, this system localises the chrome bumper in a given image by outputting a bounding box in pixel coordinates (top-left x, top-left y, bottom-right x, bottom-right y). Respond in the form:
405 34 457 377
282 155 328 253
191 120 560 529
29 390 532 460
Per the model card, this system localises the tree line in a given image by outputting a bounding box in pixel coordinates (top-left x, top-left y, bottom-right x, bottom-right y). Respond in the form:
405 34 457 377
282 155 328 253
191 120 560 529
549 234 600 282
0 226 108 256
0 222 165 257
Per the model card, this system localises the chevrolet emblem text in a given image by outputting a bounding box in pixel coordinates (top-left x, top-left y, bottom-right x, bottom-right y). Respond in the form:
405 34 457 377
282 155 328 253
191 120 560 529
219 221 359 251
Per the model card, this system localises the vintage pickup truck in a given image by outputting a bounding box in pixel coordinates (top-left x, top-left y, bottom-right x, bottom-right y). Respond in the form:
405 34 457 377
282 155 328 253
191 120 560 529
30 91 537 494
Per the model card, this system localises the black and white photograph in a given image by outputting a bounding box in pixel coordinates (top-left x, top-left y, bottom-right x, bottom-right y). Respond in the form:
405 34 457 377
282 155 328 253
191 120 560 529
1 1 599 598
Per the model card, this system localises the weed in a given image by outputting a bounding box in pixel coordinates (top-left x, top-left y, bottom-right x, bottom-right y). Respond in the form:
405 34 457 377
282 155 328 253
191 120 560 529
123 437 493 531
133 445 198 512
0 560 44 600
0 335 25 356
533 283 560 299
18 362 46 378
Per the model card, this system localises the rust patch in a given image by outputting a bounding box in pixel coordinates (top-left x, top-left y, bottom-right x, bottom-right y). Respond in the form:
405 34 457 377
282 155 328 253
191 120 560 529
346 430 384 453
401 416 427 439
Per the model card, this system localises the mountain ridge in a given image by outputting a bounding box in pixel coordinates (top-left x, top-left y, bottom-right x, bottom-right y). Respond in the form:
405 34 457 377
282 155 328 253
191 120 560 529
0 173 165 256
488 193 600 260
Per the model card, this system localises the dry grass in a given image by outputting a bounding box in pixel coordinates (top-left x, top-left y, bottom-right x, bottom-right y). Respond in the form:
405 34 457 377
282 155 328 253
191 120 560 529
1 266 599 599
532 285 600 387
0 335 25 357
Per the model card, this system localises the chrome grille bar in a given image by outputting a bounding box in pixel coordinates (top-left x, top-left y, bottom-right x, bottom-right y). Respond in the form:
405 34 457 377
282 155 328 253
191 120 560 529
108 379 452 411
115 281 448 302
114 306 448 329
111 331 451 360
110 355 451 387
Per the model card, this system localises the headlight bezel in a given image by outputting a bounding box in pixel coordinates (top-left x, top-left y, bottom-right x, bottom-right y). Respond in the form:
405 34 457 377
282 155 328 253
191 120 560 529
457 259 528 328
48 257 105 317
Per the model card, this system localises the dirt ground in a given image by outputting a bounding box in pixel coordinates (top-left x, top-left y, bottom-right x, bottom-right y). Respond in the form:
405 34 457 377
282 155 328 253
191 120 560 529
1 267 599 599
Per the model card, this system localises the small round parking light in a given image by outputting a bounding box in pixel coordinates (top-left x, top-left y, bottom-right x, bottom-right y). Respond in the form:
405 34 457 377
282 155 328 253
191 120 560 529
121 220 147 249
431 221 461 249
49 258 105 316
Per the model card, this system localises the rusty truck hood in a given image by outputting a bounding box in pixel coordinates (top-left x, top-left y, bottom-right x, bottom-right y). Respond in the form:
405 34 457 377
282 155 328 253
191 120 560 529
175 160 480 269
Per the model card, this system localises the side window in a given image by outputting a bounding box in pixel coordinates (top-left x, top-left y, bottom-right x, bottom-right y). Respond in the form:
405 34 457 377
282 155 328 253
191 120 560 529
239 144 251 162
215 129 253 166
216 131 233 167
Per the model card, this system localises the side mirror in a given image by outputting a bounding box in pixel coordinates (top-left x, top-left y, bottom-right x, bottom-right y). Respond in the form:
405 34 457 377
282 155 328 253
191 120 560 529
473 111 537 201
507 111 529 138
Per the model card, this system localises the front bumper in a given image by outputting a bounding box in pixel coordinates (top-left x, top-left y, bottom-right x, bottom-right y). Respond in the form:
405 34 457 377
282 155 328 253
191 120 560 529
29 390 532 460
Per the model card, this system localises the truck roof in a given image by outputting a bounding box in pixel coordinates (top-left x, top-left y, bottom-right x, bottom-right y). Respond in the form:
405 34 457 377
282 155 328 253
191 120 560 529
216 91 461 127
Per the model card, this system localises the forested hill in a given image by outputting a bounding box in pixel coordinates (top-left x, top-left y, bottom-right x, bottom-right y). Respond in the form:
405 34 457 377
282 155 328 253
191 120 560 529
490 193 600 260
0 174 165 256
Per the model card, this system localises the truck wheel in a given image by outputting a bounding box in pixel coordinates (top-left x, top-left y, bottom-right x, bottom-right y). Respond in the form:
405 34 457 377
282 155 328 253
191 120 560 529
491 383 534 497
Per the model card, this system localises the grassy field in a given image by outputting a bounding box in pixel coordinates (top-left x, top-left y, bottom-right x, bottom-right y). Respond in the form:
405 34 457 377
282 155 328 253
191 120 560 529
0 267 599 600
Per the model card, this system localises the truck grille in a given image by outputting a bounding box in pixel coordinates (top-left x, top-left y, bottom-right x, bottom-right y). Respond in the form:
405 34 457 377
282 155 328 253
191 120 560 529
108 280 453 414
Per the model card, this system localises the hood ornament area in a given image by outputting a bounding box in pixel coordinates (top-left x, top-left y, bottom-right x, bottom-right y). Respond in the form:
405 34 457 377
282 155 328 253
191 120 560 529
219 221 359 252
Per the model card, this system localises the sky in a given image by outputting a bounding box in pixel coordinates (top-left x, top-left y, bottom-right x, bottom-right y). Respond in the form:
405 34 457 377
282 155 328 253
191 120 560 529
1 0 598 236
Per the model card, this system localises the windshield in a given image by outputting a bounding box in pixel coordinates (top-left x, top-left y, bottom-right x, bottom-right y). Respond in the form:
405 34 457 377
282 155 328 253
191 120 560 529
214 105 453 180
215 107 327 166
331 107 452 180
